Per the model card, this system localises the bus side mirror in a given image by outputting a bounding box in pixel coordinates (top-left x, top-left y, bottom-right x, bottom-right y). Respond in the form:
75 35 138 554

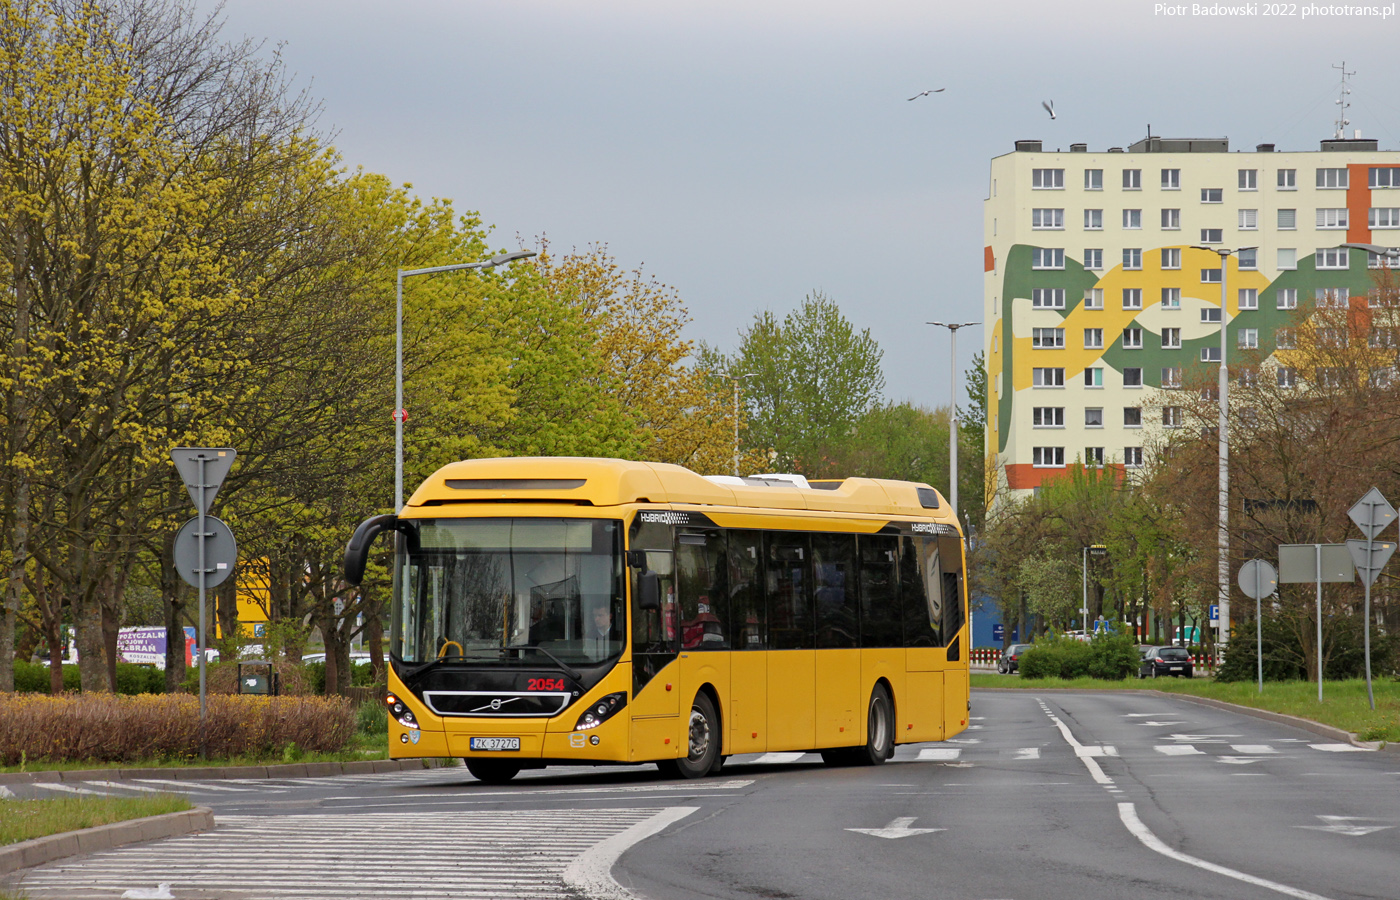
343 515 418 586
637 573 661 611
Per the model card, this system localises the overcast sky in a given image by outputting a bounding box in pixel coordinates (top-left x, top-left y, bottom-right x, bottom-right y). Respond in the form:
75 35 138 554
203 0 1400 409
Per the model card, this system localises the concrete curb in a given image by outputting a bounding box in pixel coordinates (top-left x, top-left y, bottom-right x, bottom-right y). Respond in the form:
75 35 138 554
972 686 1396 752
0 806 214 875
0 756 456 786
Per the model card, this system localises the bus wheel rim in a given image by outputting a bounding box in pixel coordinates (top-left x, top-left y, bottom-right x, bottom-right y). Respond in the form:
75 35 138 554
688 707 710 759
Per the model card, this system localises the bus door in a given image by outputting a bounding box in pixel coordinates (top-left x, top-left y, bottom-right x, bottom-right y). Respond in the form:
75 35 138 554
939 533 969 738
628 517 678 760
726 530 767 754
902 535 944 742
675 529 731 750
765 531 815 752
812 533 860 748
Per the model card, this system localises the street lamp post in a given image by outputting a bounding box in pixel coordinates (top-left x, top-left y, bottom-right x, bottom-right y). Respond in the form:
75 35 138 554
1189 245 1254 652
726 372 756 477
395 250 536 511
925 321 980 518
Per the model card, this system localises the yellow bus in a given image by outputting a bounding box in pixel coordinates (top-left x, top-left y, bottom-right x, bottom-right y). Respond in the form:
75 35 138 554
343 457 970 784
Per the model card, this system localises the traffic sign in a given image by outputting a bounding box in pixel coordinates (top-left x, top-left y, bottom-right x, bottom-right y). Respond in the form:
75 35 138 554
1237 560 1278 600
392 409 409 423
1208 604 1219 622
1278 544 1353 583
173 516 238 588
1348 487 1397 541
1346 539 1396 589
170 448 236 514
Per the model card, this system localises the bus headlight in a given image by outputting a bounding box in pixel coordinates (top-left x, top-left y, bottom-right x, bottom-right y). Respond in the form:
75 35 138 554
385 693 418 728
574 692 627 731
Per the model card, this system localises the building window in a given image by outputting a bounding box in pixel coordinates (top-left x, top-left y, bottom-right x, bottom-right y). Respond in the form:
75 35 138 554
1123 248 1142 270
1277 287 1297 309
1277 208 1296 230
1201 346 1222 362
1202 268 1222 283
1085 408 1103 427
1315 248 1349 270
1238 288 1258 310
1370 208 1400 229
1122 288 1142 310
1161 247 1181 269
1238 209 1258 230
1161 208 1180 230
1238 327 1258 349
1162 366 1182 389
1277 248 1297 270
1083 288 1104 309
1124 447 1144 468
1085 367 1103 388
1201 228 1223 244
1201 188 1223 203
1370 327 1398 349
1316 208 1348 229
1032 287 1066 309
1032 407 1065 427
1033 367 1065 387
1032 168 1064 189
1084 209 1103 230
1201 307 1222 323
1161 287 1181 308
1123 169 1141 190
1369 167 1400 188
1083 327 1104 349
1122 209 1142 229
1162 327 1181 349
1033 208 1065 229
1276 327 1295 349
1083 248 1103 270
1238 249 1257 270
1084 168 1103 191
1316 167 1348 189
1161 168 1180 190
1277 366 1296 388
1032 447 1065 468
1122 327 1143 349
1317 327 1348 347
1032 248 1065 269
1162 406 1183 427
1123 367 1143 387
1370 252 1400 269
1316 367 1347 388
1370 367 1395 389
1032 327 1066 349
1084 447 1105 467
1277 168 1296 189
1124 407 1142 427
1316 287 1349 306
1238 169 1257 190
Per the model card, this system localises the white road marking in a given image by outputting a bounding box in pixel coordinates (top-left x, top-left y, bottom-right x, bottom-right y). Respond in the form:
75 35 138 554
946 738 982 744
749 752 808 764
1231 745 1278 755
562 806 698 899
1037 699 1113 786
83 781 184 795
130 779 268 793
28 782 110 796
969 716 985 721
966 724 983 730
1123 713 1157 717
1168 734 1240 743
321 779 755 802
1118 802 1336 900
1217 757 1268 765
1011 748 1040 760
917 748 961 761
1077 745 1117 757
1155 745 1205 756
1295 815 1395 837
1141 721 1185 727
1309 743 1369 752
0 785 14 798
845 816 946 839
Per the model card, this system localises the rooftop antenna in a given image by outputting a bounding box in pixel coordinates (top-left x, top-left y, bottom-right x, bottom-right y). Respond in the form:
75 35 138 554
1332 61 1354 139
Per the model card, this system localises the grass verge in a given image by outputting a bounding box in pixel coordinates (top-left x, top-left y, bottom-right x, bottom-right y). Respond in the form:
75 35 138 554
971 673 1400 742
0 734 388 775
1 794 191 846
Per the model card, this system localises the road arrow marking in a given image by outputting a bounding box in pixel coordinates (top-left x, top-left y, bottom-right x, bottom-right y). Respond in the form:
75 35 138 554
846 817 945 839
1141 721 1185 727
1296 816 1394 837
1156 745 1204 756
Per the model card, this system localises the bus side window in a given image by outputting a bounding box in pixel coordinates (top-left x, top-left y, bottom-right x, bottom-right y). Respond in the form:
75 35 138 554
727 530 765 649
900 536 940 647
812 533 858 649
858 535 901 647
938 535 966 642
629 517 676 695
765 532 813 650
677 530 729 651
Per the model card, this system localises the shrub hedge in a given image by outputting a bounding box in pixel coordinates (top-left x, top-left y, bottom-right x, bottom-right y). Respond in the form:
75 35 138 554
15 661 164 695
0 693 356 765
1018 632 1140 680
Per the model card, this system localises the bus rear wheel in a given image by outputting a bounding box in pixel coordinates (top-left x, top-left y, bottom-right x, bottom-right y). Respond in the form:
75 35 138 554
658 693 719 779
853 684 894 766
466 759 522 784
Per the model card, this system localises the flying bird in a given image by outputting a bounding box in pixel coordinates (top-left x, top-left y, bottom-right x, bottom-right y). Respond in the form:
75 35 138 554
907 89 945 101
1042 100 1056 120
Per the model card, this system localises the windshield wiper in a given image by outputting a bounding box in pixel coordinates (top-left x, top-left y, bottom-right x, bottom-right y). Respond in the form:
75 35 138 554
504 645 581 681
401 645 581 681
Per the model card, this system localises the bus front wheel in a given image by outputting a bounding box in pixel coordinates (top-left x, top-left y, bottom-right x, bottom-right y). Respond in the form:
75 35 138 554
466 759 522 784
658 693 720 779
854 684 894 766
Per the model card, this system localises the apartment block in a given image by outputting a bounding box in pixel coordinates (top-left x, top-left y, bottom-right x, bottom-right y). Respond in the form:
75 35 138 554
984 134 1400 496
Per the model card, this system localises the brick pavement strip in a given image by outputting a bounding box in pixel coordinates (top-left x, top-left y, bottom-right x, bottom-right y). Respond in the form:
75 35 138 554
0 756 450 786
0 807 215 876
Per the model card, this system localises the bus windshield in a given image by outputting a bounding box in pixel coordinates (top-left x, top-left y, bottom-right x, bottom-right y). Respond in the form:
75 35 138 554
391 518 624 666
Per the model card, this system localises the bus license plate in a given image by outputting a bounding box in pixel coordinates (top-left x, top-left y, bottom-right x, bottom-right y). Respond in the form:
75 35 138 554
470 737 520 752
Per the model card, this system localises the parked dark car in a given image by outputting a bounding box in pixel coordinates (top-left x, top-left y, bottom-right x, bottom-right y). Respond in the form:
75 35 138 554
997 643 1033 674
1138 645 1193 678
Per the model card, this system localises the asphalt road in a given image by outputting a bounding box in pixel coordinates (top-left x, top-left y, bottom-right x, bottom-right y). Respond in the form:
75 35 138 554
6 689 1399 900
